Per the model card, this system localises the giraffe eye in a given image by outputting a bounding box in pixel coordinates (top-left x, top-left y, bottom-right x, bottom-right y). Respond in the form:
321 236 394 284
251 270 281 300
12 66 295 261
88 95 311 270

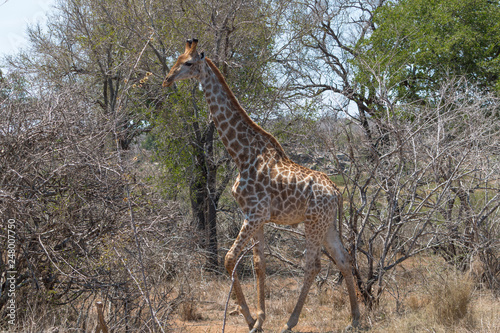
184 62 193 67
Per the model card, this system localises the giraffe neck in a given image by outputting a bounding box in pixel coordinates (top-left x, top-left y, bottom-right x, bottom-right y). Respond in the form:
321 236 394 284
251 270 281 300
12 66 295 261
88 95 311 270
199 58 289 170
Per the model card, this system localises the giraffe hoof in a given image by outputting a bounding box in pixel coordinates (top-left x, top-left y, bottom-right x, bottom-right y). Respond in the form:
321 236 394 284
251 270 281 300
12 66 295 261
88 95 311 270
249 328 263 333
280 324 293 333
344 324 359 332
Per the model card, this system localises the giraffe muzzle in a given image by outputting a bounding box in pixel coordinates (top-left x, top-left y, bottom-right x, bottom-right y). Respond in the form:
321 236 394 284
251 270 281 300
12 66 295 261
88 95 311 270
162 77 174 88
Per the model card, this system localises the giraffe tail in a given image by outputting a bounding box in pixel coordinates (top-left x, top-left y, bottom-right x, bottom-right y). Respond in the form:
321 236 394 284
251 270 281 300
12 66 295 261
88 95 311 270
338 193 344 246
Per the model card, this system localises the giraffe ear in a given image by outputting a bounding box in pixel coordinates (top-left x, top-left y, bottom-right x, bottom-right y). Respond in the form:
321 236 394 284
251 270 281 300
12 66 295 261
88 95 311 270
200 52 205 60
185 39 193 53
191 39 199 52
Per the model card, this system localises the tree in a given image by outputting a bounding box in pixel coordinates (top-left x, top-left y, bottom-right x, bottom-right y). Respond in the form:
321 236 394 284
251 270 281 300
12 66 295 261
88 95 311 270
146 0 290 271
6 0 168 150
0 68 189 330
351 0 500 280
278 0 388 141
4 0 288 272
356 0 500 103
278 0 500 307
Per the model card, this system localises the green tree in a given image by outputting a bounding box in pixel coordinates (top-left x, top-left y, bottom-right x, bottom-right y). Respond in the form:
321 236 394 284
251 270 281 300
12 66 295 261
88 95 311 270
148 0 289 271
356 0 500 104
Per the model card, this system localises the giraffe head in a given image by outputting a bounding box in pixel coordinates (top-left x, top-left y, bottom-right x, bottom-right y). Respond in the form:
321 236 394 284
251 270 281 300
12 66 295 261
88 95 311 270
162 39 205 87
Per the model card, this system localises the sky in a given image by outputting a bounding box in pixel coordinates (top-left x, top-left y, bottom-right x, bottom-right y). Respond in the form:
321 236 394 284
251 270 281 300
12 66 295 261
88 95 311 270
0 0 55 57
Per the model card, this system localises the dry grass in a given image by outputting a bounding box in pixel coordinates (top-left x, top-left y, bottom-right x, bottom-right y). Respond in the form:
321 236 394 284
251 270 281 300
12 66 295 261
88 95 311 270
179 300 203 322
363 259 498 333
10 255 498 332
428 270 474 327
171 255 499 333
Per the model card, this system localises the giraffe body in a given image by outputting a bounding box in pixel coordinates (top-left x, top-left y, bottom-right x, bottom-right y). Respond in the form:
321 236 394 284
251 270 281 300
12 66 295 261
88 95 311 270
164 39 360 332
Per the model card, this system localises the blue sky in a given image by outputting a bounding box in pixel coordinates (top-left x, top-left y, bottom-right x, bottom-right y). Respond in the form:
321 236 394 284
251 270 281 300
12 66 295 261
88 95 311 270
0 0 55 56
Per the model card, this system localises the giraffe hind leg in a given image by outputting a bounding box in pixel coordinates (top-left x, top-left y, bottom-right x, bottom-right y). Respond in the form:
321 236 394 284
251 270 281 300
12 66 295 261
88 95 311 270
323 224 361 329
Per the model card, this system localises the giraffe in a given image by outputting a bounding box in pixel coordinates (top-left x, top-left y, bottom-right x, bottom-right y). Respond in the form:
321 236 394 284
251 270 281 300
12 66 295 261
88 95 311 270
163 39 360 333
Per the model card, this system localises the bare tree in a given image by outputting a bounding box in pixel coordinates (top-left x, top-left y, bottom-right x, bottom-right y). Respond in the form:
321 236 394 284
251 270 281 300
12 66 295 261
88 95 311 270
310 78 500 307
275 0 499 305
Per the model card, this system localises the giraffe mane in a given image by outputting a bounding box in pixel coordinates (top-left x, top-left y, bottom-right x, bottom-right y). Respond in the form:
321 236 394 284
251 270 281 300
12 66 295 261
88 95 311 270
205 57 289 161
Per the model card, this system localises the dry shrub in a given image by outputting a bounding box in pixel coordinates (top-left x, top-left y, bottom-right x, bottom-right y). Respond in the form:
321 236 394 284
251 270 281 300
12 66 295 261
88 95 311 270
428 270 474 327
0 70 193 332
406 294 428 312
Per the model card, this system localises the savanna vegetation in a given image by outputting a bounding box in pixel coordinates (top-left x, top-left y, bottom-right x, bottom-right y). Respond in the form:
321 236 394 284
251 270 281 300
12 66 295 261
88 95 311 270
1 0 499 332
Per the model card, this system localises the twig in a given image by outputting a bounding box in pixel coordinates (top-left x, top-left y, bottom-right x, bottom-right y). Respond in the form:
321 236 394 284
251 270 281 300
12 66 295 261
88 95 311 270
266 250 303 272
38 234 88 279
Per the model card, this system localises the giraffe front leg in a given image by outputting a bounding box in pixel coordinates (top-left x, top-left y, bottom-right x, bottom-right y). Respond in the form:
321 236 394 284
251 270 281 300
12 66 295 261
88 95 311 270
225 219 259 330
249 226 266 333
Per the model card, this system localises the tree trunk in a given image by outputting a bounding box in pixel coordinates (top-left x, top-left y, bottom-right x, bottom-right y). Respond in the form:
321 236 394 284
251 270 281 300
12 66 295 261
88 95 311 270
190 120 219 271
205 121 219 271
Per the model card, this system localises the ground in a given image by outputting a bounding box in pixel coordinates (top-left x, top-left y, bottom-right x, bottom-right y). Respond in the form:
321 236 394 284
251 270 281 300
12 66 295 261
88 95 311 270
168 255 500 333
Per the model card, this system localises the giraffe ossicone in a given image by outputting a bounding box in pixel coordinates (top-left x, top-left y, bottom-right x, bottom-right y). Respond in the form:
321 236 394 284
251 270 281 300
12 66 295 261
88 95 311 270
163 39 360 332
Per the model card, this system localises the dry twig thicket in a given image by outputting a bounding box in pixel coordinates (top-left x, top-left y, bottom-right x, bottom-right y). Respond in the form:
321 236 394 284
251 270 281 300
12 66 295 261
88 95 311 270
0 72 199 331
311 78 500 306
